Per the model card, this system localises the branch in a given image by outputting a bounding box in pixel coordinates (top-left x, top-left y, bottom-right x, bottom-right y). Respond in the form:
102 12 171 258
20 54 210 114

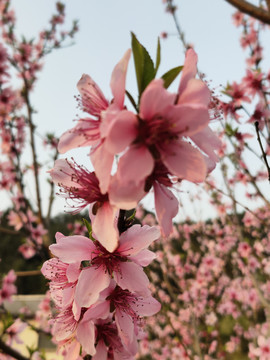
46 149 59 224
224 0 270 24
22 77 43 225
266 0 270 12
0 338 30 360
15 270 41 277
255 121 270 182
0 226 21 235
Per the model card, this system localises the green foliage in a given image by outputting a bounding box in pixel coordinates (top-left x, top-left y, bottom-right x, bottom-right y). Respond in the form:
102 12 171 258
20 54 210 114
161 66 183 89
154 37 161 76
131 32 155 100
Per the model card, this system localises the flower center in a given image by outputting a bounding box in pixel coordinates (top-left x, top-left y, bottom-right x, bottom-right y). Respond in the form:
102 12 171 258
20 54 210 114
91 243 127 275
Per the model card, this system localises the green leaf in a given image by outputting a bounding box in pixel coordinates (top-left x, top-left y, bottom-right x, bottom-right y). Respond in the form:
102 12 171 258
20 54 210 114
154 37 161 76
131 32 155 99
161 66 183 89
83 218 96 242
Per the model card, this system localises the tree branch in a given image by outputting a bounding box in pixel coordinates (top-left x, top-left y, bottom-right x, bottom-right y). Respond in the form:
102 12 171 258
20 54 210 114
266 0 270 12
22 77 44 225
224 0 270 24
0 226 21 235
255 121 270 182
0 338 30 360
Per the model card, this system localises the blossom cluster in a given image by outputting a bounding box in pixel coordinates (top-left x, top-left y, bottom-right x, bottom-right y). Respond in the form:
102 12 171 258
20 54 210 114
0 269 17 305
44 36 220 358
42 225 161 358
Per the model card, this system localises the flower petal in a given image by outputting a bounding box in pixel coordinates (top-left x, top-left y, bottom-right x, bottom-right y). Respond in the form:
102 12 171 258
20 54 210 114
91 142 114 194
130 295 161 316
104 110 138 154
49 236 95 263
161 140 207 182
154 182 179 237
178 48 197 95
168 103 209 136
117 146 154 185
76 320 96 356
75 267 111 308
190 126 221 163
77 74 109 116
110 49 131 108
115 262 151 297
92 340 107 360
115 309 137 355
140 79 175 120
93 202 119 253
109 176 145 210
58 119 100 153
118 224 160 256
129 249 156 267
178 78 210 106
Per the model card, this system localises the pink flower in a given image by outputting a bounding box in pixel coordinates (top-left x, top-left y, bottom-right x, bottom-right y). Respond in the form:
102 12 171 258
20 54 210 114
107 49 220 236
49 158 119 252
91 321 134 360
49 224 160 310
58 49 134 194
0 270 17 304
103 281 161 355
5 319 27 346
252 336 270 360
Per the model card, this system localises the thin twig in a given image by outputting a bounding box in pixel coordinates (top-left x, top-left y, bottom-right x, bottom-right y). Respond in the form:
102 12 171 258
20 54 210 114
0 226 21 235
22 76 43 225
15 270 41 277
0 338 30 360
255 121 270 182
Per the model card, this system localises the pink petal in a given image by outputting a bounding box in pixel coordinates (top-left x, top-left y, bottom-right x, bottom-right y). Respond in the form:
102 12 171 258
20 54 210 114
129 249 156 267
118 224 160 256
104 110 138 154
55 232 65 242
110 49 131 108
115 262 151 297
62 340 81 360
82 301 110 322
75 267 110 308
178 78 210 106
154 182 179 237
168 103 210 136
93 202 119 253
190 126 221 163
90 142 114 194
49 236 95 263
115 309 137 355
62 285 75 308
66 263 81 283
77 74 109 116
160 140 207 182
178 48 198 95
108 176 145 210
130 295 161 316
140 79 175 120
72 298 81 322
92 340 108 360
76 320 96 356
117 145 154 185
58 119 100 153
49 159 78 187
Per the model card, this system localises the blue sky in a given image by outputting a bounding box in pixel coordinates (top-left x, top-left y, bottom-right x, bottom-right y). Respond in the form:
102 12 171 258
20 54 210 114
3 0 270 220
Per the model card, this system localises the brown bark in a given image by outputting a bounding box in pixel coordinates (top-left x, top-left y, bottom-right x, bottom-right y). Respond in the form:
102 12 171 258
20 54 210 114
224 0 270 24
